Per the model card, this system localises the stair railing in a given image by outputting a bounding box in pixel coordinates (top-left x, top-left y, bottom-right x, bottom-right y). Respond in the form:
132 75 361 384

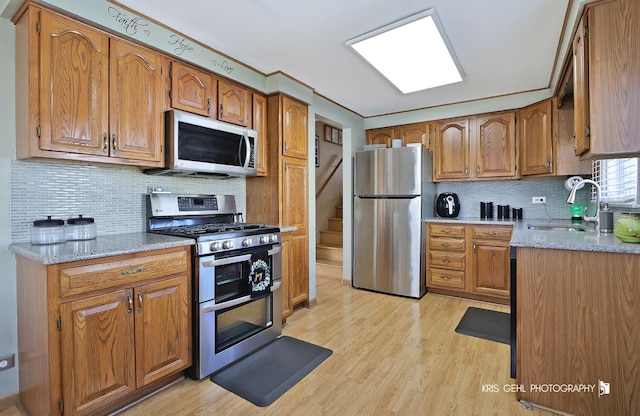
316 157 343 199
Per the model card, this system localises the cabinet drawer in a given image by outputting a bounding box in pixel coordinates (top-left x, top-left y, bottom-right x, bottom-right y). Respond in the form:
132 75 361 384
429 223 465 238
428 251 465 270
429 237 465 251
472 225 512 240
428 268 465 289
58 248 190 297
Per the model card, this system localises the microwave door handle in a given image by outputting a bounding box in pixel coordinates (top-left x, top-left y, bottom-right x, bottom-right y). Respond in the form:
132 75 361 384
240 134 250 168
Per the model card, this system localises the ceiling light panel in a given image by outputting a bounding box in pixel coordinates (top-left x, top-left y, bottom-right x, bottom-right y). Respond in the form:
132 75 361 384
346 9 463 94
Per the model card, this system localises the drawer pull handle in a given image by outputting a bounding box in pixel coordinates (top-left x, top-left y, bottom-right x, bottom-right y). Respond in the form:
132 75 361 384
441 243 451 247
441 259 451 263
440 275 452 280
121 267 145 276
127 294 133 314
441 230 453 234
485 232 498 236
137 291 143 313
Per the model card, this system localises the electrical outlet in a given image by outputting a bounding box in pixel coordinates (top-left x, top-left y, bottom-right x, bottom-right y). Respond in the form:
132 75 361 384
532 196 546 204
0 354 15 371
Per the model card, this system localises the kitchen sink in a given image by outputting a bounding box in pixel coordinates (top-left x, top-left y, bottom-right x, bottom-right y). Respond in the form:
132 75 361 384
527 224 591 232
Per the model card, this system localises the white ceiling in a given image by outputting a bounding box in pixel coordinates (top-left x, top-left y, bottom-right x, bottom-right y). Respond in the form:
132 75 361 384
117 0 571 118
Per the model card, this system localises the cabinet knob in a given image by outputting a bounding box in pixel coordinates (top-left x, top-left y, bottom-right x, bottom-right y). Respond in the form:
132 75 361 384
440 275 452 280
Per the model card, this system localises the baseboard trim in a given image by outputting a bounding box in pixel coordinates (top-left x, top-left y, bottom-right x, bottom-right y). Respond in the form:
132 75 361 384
0 392 20 413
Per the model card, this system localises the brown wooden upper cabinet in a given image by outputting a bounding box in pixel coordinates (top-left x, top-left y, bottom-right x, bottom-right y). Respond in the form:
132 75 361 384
253 93 268 176
434 112 516 181
218 79 252 127
519 98 591 177
281 95 308 159
572 0 640 159
519 100 553 176
366 127 395 147
170 61 215 117
400 122 431 149
434 118 471 180
16 7 165 167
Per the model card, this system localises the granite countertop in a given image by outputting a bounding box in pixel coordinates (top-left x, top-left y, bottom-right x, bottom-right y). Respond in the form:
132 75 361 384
424 217 640 254
9 232 195 265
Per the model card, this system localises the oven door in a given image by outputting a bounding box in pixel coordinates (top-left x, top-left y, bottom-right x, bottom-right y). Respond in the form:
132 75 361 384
198 245 281 303
195 281 282 378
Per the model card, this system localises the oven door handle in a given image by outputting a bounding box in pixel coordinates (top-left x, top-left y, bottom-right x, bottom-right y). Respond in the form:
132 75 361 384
201 254 252 268
268 245 282 256
201 281 281 313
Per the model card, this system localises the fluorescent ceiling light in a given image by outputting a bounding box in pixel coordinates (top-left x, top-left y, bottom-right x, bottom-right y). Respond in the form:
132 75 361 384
346 9 463 94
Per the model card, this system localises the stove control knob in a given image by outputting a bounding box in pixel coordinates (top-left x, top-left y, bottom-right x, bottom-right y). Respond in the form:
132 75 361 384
210 242 222 252
269 234 279 243
259 235 269 244
222 240 234 250
242 238 253 247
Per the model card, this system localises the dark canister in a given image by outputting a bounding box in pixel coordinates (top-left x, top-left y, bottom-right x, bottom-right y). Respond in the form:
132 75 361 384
480 202 493 219
497 204 510 219
512 207 523 219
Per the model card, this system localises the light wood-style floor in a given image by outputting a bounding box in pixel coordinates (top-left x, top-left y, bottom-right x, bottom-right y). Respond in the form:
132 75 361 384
2 277 553 416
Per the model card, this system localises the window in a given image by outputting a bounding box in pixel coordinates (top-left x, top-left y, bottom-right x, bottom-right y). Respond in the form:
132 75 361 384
592 158 639 206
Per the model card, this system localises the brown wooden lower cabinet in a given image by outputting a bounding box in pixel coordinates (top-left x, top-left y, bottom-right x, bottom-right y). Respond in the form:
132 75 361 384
517 247 640 416
280 231 308 323
427 222 511 304
16 246 192 416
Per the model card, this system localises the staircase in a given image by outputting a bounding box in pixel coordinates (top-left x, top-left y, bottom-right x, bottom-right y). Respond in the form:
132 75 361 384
316 200 343 280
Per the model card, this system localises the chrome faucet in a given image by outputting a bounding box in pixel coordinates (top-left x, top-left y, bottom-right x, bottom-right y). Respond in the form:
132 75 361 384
566 178 601 231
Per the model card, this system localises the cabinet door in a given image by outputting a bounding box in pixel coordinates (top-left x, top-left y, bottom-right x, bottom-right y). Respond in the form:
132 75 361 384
475 112 517 179
282 96 308 159
471 240 510 298
281 157 308 228
134 276 191 387
434 119 470 180
572 13 590 156
60 290 135 416
218 79 251 126
290 232 309 306
253 93 268 176
39 11 109 156
366 127 395 147
519 100 553 176
400 122 430 149
280 233 293 322
110 39 165 164
170 61 215 116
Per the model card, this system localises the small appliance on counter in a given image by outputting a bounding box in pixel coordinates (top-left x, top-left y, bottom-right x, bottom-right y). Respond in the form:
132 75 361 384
436 193 460 218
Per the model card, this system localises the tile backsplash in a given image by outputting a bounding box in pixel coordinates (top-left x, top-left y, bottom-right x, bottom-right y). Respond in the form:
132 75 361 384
10 160 246 242
436 176 593 220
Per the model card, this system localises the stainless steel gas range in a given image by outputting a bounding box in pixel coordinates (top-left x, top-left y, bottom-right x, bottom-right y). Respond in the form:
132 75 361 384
147 193 282 379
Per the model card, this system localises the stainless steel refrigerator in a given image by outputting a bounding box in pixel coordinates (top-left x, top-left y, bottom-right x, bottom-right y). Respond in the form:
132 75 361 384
352 146 436 298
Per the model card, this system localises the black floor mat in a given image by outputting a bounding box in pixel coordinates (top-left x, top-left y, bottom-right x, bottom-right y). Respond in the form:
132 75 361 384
455 307 510 344
211 336 333 407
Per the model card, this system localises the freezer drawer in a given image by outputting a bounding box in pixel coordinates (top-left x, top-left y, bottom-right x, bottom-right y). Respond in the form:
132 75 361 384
353 197 426 298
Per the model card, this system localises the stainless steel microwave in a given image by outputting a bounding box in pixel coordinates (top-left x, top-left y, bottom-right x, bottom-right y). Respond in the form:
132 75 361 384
144 109 257 177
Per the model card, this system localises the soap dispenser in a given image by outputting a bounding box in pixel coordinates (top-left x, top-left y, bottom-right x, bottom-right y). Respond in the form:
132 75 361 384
599 203 614 233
